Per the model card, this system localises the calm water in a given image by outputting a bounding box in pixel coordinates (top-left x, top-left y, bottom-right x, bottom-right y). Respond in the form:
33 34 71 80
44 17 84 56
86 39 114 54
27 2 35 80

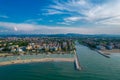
0 43 120 80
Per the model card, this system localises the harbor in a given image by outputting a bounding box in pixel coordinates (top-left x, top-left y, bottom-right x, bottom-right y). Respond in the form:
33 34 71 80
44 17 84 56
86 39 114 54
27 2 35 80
1 41 120 80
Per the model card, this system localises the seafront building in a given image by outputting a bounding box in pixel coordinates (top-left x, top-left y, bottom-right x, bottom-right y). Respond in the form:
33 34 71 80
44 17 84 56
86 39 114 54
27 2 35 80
0 37 75 55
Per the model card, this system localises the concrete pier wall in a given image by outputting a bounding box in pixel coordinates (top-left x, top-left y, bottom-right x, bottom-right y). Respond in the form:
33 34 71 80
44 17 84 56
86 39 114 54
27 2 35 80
74 50 81 70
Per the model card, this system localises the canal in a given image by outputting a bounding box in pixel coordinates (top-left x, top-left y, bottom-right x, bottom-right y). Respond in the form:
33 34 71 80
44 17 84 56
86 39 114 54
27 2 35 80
76 41 120 80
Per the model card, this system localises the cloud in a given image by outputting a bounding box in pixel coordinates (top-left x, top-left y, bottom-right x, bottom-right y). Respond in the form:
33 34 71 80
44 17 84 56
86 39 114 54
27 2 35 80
0 22 36 31
96 16 120 25
14 26 18 31
0 21 120 34
64 16 82 22
44 0 120 25
57 16 82 25
57 22 71 25
43 9 64 15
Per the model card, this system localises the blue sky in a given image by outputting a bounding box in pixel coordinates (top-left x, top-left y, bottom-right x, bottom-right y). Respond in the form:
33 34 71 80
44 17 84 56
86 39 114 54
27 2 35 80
0 0 120 34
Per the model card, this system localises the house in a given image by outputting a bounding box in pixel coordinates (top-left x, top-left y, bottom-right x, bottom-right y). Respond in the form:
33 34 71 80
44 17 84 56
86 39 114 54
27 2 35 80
96 45 106 50
17 48 24 52
0 48 3 51
11 48 16 52
54 46 58 51
26 45 32 50
106 45 113 50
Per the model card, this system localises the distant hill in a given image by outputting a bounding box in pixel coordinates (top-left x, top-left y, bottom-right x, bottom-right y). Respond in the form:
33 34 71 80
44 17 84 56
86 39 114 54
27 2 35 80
0 33 120 38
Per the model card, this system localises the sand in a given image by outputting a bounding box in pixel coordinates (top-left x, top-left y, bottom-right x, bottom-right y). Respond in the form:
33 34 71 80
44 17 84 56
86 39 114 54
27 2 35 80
101 49 120 54
0 58 74 66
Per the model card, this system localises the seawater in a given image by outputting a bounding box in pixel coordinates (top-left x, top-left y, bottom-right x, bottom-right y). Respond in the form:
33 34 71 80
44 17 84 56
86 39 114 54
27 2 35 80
0 43 120 80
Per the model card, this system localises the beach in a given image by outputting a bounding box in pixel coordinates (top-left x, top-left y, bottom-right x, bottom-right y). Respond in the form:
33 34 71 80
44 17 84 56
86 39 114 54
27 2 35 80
101 49 120 54
0 54 74 66
0 58 74 66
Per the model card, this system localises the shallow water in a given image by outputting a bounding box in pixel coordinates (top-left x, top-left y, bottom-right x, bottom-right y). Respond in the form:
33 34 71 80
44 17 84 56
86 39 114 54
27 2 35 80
0 54 74 62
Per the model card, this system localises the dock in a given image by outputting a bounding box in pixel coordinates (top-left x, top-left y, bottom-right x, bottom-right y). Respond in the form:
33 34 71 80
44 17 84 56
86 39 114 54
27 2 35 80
74 50 82 70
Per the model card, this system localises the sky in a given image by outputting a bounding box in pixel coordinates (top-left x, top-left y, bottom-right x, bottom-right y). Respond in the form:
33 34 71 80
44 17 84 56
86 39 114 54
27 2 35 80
0 0 120 34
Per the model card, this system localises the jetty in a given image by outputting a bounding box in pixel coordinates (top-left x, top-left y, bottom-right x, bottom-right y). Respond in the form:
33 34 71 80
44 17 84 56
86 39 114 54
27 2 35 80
95 50 110 58
74 50 82 70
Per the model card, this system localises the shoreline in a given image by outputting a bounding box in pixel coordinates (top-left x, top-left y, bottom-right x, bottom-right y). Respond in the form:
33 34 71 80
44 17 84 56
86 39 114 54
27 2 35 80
100 49 120 54
0 52 74 57
0 58 74 66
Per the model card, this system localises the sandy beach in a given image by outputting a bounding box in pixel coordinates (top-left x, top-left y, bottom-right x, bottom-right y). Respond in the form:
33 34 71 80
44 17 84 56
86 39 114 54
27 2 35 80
101 49 120 54
0 58 74 66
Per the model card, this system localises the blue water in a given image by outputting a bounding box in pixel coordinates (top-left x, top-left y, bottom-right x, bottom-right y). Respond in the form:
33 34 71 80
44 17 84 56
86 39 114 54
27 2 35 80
0 43 120 80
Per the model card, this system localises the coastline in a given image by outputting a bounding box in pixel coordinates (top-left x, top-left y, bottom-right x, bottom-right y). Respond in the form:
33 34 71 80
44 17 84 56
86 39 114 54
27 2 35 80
101 49 120 54
0 58 74 66
95 49 110 58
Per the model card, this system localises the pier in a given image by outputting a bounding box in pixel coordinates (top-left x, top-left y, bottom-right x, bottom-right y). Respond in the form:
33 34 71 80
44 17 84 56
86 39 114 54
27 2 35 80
95 50 110 58
74 50 82 70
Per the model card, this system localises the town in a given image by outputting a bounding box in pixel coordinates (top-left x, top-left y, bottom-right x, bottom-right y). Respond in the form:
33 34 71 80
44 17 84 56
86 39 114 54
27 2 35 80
0 36 120 57
78 37 120 53
0 37 75 57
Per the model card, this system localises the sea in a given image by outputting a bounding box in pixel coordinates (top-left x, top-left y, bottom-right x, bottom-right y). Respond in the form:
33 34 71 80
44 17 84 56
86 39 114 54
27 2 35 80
0 43 120 80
